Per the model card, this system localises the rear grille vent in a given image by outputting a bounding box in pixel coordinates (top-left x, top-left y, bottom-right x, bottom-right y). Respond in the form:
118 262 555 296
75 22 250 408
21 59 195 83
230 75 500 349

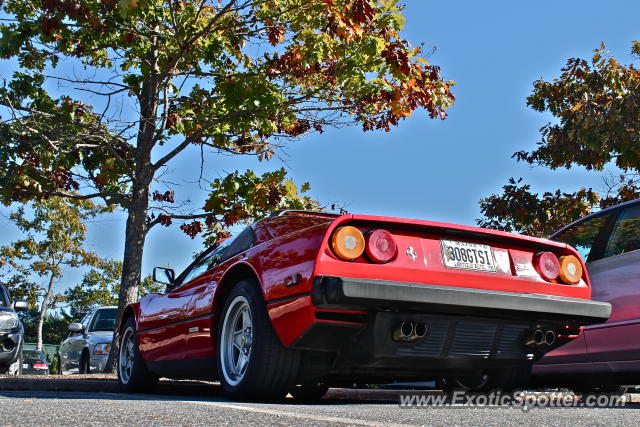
448 321 496 357
394 316 531 360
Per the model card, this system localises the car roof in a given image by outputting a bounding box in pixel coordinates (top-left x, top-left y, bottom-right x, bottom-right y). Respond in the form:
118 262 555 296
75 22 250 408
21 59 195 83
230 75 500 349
551 197 640 238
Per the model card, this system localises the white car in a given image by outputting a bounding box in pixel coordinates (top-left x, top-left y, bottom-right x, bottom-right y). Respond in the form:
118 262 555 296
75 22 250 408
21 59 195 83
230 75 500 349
59 307 116 374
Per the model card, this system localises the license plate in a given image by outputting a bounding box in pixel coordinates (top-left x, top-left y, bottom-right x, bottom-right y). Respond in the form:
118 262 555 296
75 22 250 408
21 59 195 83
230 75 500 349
22 363 29 369
440 239 496 272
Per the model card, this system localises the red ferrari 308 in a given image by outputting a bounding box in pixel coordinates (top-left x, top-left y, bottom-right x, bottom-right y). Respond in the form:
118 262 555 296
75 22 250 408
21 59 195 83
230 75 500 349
116 211 611 400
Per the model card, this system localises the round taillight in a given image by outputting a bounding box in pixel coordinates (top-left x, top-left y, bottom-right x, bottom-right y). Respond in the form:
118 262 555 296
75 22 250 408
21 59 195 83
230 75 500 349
559 255 583 284
365 229 397 263
331 226 365 261
533 252 560 281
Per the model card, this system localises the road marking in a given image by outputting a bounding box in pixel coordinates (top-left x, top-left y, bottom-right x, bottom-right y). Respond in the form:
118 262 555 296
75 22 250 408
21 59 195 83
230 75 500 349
183 400 416 427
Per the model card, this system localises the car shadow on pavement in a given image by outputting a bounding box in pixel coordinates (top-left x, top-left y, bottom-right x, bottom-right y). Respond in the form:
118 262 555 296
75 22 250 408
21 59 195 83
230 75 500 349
0 381 408 406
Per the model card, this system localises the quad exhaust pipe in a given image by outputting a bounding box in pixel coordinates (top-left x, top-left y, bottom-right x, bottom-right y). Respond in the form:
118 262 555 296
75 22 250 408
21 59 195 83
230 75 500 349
544 330 556 346
524 329 557 347
392 321 427 342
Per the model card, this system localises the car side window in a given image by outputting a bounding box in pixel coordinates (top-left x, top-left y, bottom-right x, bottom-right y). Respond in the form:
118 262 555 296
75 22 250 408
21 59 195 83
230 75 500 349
603 203 640 258
178 251 218 286
174 227 256 288
552 213 609 261
89 308 117 332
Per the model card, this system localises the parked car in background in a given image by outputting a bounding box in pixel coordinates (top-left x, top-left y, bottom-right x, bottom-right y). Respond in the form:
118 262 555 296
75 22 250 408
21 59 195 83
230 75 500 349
20 350 50 375
116 211 610 401
59 306 116 374
0 284 28 374
534 198 640 391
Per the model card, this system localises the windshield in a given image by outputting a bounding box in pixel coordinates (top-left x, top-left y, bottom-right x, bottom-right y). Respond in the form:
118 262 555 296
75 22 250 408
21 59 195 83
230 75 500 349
0 286 9 307
175 229 243 285
89 308 117 332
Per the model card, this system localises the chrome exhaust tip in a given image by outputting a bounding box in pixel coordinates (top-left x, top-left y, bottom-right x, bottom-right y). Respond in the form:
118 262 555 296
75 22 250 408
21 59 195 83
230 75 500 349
414 322 427 338
545 330 556 346
524 329 545 347
392 321 416 342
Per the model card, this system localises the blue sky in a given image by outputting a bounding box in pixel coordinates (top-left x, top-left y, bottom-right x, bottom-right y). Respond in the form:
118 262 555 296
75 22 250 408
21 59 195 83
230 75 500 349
1 1 639 291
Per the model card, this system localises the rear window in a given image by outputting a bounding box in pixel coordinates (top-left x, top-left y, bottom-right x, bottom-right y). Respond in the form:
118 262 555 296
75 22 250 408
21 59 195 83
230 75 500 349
23 350 45 360
552 213 609 261
89 309 117 332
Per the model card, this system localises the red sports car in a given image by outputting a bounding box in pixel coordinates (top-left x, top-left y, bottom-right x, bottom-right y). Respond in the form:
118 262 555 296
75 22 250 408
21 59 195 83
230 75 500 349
116 211 611 400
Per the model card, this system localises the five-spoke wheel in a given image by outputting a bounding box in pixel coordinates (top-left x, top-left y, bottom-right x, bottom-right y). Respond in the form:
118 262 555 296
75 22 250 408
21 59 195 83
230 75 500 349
119 327 135 384
117 317 158 393
216 279 300 401
220 296 253 386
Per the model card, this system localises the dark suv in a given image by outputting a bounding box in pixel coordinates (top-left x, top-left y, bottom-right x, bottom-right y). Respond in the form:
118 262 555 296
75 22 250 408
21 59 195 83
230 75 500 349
0 284 28 374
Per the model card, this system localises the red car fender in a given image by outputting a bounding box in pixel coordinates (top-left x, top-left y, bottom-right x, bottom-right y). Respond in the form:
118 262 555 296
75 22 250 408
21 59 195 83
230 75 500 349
119 302 142 335
248 222 330 346
199 223 328 348
117 301 144 358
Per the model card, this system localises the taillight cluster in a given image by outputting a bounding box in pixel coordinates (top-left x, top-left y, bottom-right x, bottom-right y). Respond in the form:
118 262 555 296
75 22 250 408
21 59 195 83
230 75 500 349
533 252 583 284
331 226 397 263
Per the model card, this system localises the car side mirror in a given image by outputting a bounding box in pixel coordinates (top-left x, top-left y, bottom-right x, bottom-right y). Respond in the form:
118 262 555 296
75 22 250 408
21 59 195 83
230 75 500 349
13 300 28 311
68 323 84 333
153 266 176 285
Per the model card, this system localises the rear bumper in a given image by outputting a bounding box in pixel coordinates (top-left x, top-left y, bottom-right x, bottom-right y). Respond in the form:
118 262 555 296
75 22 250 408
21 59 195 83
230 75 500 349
312 276 611 324
22 368 50 375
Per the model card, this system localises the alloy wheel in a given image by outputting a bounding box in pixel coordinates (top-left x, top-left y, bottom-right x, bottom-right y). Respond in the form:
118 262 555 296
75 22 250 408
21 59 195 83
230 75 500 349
119 327 135 384
220 296 253 386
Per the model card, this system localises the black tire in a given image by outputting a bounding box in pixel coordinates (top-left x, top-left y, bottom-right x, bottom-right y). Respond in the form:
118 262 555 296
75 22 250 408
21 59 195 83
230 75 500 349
117 317 158 393
442 364 532 392
79 351 90 374
216 279 300 401
290 382 329 402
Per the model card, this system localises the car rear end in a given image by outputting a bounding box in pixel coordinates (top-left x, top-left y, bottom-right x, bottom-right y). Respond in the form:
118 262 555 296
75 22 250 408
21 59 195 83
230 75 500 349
284 214 611 382
21 351 50 375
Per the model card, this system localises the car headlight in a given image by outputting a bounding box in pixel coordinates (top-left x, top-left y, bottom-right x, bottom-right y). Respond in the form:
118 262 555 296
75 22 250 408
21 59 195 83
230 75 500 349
0 312 19 330
93 343 111 355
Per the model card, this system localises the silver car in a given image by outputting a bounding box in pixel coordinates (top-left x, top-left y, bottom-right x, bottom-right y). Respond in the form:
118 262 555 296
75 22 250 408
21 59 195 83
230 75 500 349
59 307 117 374
0 284 28 374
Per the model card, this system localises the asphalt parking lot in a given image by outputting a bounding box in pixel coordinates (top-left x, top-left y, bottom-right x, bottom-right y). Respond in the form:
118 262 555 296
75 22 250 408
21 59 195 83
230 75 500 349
1 376 639 426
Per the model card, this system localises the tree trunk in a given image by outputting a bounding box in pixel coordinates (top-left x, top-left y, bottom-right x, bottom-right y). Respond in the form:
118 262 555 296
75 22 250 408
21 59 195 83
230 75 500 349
36 272 56 351
103 177 151 373
103 39 159 373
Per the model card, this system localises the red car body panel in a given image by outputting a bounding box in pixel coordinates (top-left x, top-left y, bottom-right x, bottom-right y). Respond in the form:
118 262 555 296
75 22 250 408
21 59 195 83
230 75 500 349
313 214 591 299
122 212 610 380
